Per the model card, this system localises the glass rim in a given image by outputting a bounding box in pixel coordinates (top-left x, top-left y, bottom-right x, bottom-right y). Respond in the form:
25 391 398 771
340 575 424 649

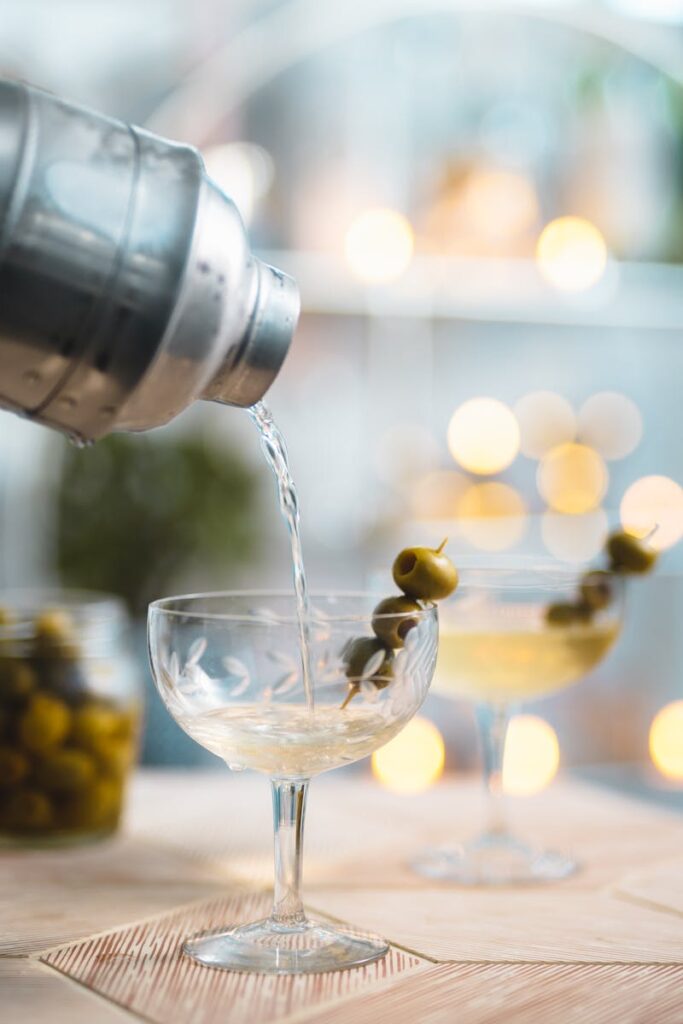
0 587 127 641
452 563 599 591
148 589 438 625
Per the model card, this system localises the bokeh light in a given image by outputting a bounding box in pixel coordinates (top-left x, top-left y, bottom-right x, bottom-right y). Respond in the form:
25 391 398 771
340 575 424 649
447 398 520 475
514 391 576 459
536 216 608 292
203 142 274 225
537 442 608 514
344 207 414 283
455 168 539 243
372 716 445 794
422 165 539 256
412 469 469 520
457 482 528 551
578 392 643 461
649 702 683 781
374 424 440 487
541 508 609 562
503 715 560 796
620 475 683 552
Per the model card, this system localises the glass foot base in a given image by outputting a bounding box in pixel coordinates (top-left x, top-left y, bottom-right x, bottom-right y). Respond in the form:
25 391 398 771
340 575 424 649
412 833 577 885
183 916 389 974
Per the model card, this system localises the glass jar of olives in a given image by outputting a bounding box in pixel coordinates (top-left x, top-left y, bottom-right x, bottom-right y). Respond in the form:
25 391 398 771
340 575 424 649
0 591 141 846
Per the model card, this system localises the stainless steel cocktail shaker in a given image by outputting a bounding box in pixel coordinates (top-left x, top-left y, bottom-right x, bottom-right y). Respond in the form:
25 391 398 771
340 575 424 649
0 79 299 442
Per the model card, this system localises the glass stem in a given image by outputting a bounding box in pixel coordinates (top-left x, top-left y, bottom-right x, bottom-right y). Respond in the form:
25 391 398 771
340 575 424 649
476 703 509 837
270 779 309 928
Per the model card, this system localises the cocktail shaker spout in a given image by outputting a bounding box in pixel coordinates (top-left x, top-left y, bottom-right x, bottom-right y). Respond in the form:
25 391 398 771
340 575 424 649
0 79 299 441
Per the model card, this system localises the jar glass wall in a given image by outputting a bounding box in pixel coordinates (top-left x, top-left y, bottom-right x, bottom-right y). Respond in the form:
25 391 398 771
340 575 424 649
0 590 141 845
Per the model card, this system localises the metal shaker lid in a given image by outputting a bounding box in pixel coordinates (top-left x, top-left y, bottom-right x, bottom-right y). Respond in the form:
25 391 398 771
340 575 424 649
201 259 299 408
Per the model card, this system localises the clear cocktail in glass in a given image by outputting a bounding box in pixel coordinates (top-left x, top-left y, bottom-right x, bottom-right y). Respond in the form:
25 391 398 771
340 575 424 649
148 590 438 973
412 564 622 884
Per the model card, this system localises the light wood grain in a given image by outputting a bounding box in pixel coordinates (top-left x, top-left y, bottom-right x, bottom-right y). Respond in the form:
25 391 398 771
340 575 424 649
1 959 134 1023
127 771 683 892
0 835 227 955
3 770 683 1023
306 887 683 963
285 962 683 1024
615 857 683 917
42 892 428 1024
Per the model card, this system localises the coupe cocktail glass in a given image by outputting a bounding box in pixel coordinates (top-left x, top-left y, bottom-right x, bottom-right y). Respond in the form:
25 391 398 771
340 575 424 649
412 565 622 884
148 591 438 973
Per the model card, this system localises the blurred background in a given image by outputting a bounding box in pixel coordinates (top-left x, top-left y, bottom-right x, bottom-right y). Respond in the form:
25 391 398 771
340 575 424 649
1 0 682 797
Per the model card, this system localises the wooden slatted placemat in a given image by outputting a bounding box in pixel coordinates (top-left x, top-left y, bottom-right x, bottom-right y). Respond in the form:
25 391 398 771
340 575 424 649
42 892 428 1024
3 770 683 1023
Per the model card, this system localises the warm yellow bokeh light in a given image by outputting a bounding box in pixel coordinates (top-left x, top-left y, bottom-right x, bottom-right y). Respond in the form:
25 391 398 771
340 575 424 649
649 702 683 781
412 469 469 520
536 216 608 292
503 715 560 796
372 716 445 794
458 168 540 243
620 475 683 552
541 508 609 563
514 391 576 459
537 442 608 514
578 392 643 461
422 165 539 257
344 207 414 284
457 481 528 551
447 398 520 475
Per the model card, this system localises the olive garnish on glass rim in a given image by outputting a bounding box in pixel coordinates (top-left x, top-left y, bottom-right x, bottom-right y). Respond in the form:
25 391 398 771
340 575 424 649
341 539 459 709
546 528 658 628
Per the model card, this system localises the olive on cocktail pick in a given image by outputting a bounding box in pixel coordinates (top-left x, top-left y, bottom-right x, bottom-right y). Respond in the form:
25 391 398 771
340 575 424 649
372 596 421 648
607 530 658 575
545 601 592 627
579 569 614 611
392 538 458 601
341 637 394 710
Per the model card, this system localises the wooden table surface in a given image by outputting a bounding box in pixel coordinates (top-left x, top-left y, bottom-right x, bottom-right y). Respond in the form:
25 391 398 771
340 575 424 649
3 769 683 1023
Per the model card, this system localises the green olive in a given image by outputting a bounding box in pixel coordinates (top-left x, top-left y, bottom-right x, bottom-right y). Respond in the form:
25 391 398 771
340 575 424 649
61 778 121 830
35 749 96 793
111 710 138 743
33 609 80 659
372 596 421 648
0 660 36 704
0 746 29 788
546 602 593 627
341 637 394 710
18 694 70 754
343 637 394 685
607 531 658 574
4 788 53 830
392 542 458 601
70 704 122 753
96 737 134 780
580 570 614 610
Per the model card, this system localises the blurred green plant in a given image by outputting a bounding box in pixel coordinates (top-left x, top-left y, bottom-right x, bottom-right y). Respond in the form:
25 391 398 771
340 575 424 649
55 433 261 617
